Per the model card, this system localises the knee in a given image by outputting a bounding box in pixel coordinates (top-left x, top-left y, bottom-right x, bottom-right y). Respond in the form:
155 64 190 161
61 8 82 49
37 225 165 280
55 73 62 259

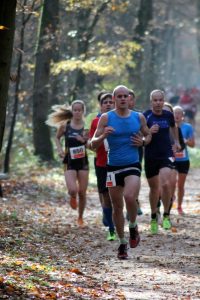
78 190 86 198
68 188 77 197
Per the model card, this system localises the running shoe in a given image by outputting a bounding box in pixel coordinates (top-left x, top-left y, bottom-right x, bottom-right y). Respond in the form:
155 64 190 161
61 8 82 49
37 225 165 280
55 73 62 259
117 244 128 259
107 230 117 241
129 225 140 248
162 216 172 230
150 219 158 234
70 197 77 210
177 207 184 215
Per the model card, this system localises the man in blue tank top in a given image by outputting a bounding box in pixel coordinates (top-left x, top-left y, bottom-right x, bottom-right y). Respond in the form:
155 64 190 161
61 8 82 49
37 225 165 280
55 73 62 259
92 85 152 259
144 90 180 234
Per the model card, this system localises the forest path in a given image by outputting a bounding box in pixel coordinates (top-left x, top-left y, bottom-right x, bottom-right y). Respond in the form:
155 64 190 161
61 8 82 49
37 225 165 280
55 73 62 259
0 167 199 299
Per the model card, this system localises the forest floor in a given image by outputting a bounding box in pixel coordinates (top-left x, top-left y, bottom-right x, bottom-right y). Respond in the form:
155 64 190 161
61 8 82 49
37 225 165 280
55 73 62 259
0 164 200 299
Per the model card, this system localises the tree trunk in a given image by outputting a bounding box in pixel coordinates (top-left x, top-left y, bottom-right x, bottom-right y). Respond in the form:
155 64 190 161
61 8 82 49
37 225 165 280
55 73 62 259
32 0 59 161
196 0 200 65
130 0 153 104
0 0 16 152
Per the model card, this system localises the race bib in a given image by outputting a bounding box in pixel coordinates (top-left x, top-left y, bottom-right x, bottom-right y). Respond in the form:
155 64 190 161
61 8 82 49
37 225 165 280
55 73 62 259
175 149 186 159
69 145 85 159
106 172 116 187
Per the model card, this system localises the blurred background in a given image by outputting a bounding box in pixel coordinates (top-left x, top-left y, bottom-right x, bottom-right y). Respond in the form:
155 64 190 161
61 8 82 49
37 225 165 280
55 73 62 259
2 0 200 174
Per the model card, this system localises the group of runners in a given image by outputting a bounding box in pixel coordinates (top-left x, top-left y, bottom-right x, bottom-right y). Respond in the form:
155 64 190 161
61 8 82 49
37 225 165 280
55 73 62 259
46 85 195 259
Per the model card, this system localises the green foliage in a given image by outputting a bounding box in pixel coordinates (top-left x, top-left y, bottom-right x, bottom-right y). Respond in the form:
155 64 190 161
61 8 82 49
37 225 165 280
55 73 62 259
188 147 200 168
52 41 140 77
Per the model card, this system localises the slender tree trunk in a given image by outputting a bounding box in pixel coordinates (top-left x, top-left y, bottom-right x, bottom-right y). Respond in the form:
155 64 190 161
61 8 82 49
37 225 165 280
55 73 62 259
3 2 27 173
0 0 16 152
32 0 59 161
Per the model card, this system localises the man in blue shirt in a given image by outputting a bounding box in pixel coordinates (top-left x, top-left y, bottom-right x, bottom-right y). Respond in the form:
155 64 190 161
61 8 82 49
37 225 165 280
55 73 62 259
144 89 180 234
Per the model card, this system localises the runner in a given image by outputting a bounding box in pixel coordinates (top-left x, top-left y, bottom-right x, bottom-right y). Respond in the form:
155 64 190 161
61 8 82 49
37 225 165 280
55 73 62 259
173 105 195 215
92 85 152 259
46 100 89 227
88 92 117 241
144 90 180 234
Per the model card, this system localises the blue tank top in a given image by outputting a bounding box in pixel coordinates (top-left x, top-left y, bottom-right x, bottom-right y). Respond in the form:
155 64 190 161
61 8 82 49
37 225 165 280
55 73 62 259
106 110 141 166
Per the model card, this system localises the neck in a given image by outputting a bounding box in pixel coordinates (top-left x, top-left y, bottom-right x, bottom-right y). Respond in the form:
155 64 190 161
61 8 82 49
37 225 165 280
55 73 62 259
115 108 130 117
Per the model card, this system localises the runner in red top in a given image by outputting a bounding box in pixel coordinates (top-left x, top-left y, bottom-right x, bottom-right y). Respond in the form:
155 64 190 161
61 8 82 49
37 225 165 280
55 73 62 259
88 93 116 241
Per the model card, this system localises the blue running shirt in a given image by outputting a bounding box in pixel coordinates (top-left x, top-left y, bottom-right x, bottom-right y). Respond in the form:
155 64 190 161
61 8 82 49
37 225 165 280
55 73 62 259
106 110 141 166
175 122 194 161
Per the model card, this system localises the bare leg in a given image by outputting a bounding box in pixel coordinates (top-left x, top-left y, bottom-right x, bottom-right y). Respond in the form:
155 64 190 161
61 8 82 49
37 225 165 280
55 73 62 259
124 175 140 223
177 173 187 208
109 186 124 239
65 170 78 198
159 167 172 214
147 175 160 215
77 170 89 220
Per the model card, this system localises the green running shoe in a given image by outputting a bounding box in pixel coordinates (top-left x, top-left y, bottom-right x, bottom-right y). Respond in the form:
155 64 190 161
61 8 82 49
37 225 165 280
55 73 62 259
107 230 117 241
150 219 158 234
162 216 172 230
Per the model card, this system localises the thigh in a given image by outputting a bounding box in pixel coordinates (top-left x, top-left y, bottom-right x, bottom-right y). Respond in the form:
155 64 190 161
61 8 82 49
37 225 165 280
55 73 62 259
159 167 173 184
124 175 140 199
77 170 89 192
177 172 187 188
65 170 77 190
108 186 124 209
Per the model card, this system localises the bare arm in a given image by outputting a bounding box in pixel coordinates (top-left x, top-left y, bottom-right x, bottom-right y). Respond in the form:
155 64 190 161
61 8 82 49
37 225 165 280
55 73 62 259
55 124 66 158
91 113 114 149
171 125 181 151
131 114 152 147
185 136 195 148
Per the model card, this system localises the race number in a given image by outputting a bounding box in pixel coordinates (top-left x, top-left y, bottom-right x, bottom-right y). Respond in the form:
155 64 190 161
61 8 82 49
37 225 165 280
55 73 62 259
106 172 116 187
69 145 85 159
175 150 186 159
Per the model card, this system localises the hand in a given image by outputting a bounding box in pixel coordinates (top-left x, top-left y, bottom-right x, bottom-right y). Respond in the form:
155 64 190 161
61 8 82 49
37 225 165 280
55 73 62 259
131 133 143 147
103 126 115 138
150 124 159 134
76 135 85 143
58 149 65 158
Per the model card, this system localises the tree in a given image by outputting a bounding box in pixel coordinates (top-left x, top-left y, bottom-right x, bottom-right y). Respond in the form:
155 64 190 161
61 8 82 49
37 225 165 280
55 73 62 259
32 0 59 161
0 0 17 152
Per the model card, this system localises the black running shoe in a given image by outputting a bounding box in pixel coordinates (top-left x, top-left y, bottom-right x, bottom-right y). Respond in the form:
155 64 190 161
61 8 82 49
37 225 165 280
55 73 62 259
117 244 128 259
129 225 140 248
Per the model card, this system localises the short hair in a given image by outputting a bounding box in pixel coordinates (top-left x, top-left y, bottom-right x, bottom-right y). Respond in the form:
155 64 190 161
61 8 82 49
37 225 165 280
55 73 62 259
150 89 165 101
97 90 107 102
100 93 112 105
113 85 129 96
129 89 135 98
173 105 184 115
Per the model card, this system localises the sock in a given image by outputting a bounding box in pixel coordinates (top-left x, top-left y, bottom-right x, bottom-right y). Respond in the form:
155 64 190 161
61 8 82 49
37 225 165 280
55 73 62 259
129 221 137 228
168 198 173 214
103 207 115 231
119 238 127 244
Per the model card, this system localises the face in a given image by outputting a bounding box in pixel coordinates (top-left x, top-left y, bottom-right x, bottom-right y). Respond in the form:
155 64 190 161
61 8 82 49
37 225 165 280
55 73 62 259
174 109 183 123
101 97 114 113
72 103 84 119
114 87 130 109
151 91 164 114
128 94 136 110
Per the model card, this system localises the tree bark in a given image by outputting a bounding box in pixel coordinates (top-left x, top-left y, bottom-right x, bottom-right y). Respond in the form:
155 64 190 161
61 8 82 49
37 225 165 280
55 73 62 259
32 0 59 161
0 0 16 152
